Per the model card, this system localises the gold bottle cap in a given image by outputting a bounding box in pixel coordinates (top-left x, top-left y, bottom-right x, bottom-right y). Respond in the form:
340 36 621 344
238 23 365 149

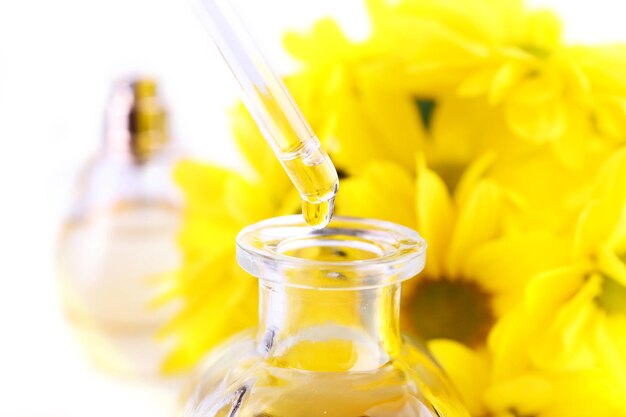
104 77 169 163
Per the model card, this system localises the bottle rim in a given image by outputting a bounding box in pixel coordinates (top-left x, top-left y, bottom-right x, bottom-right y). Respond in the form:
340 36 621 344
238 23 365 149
236 215 426 290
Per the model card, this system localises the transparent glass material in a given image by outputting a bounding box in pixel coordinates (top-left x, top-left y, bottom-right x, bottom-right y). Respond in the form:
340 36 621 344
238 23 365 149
184 216 470 417
195 0 339 228
56 78 182 377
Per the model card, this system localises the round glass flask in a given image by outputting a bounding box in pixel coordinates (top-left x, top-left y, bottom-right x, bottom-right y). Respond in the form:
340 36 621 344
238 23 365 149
184 216 470 417
57 77 182 377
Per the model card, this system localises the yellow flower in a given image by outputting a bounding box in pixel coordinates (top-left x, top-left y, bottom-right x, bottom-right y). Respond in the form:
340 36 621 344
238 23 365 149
485 369 626 417
429 340 626 417
283 17 425 174
337 157 570 416
469 149 626 415
524 149 626 378
367 0 562 94
466 141 607 237
365 0 625 169
233 0 626 193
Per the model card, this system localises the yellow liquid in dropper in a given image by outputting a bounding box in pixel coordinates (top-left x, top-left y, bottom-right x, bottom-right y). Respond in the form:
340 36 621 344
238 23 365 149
278 142 338 229
302 198 335 229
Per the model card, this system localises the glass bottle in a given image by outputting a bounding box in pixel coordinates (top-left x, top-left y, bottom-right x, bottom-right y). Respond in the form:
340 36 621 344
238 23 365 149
56 77 182 377
184 216 470 417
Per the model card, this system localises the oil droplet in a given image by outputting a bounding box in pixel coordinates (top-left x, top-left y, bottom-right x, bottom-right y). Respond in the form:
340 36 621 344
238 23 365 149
302 197 335 229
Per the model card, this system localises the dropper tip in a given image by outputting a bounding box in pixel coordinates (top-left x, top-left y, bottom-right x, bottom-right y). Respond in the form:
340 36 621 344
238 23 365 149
302 197 335 230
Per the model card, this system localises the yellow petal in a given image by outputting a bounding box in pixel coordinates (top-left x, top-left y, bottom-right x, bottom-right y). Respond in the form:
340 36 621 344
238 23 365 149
593 94 626 140
415 156 453 277
283 18 353 64
463 232 569 316
597 246 626 287
574 197 625 258
489 60 531 104
524 265 587 321
356 69 425 172
223 176 276 225
568 44 626 96
550 104 598 168
229 103 291 199
427 96 519 183
543 370 626 417
529 274 601 371
161 253 257 373
504 82 567 143
336 161 415 228
457 63 501 98
488 145 599 233
484 375 552 416
523 9 563 52
445 180 504 278
428 339 491 417
595 314 626 389
317 68 395 173
174 160 237 213
488 307 533 381
591 142 626 196
453 152 496 208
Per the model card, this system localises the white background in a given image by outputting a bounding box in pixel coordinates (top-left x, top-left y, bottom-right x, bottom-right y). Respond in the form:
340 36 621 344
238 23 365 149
0 0 624 415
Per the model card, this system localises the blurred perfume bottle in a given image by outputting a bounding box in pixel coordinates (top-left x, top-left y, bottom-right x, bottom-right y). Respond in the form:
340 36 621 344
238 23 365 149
57 77 182 378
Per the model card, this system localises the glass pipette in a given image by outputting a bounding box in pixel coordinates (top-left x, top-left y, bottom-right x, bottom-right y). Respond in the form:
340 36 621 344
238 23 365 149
194 0 339 229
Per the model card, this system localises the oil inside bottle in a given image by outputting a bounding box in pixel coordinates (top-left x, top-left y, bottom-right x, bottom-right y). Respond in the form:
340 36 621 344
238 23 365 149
57 202 180 375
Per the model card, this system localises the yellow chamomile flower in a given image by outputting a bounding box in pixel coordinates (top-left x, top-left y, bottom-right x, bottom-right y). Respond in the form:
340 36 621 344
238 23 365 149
336 156 570 416
459 149 626 417
507 149 626 375
365 0 626 169
484 144 604 234
435 309 626 417
283 17 425 174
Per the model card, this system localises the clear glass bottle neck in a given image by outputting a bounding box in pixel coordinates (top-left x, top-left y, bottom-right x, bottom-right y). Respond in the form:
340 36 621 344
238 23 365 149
256 281 402 372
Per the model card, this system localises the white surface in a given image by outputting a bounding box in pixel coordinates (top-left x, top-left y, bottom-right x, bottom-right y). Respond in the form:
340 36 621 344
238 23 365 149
0 0 624 415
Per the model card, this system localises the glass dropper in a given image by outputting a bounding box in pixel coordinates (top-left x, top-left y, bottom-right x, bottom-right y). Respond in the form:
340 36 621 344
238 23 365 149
194 0 339 229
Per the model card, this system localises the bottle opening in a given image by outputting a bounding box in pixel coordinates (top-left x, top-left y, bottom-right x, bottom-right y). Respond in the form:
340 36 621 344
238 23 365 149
236 216 426 290
277 235 384 261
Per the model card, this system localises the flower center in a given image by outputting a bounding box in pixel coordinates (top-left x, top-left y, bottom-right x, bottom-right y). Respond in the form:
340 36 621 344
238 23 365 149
406 278 495 348
596 276 626 316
